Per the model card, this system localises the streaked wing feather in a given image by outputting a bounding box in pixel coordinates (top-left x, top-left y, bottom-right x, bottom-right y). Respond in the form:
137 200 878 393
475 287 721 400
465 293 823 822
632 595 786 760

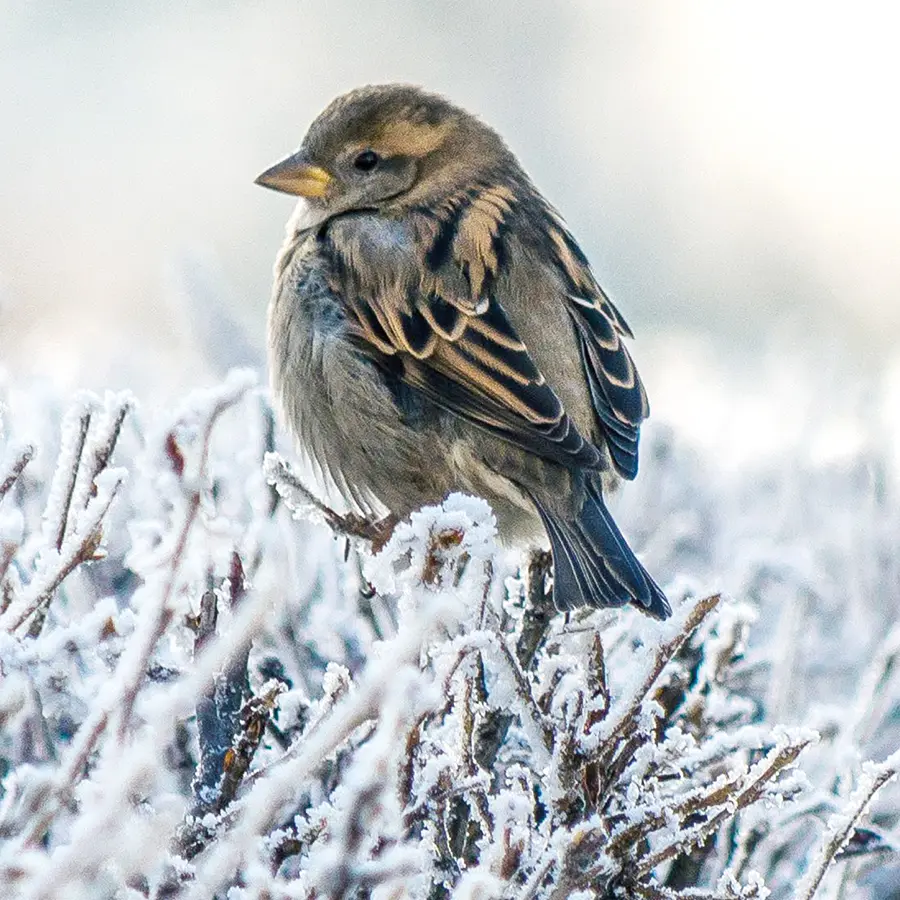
331 184 648 476
542 202 649 479
346 272 601 469
402 355 598 468
570 307 647 479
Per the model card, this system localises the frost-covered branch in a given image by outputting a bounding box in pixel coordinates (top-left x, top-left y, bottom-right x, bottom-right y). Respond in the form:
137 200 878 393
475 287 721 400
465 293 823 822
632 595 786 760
0 442 34 501
0 372 898 899
265 451 397 549
0 392 130 635
794 750 900 900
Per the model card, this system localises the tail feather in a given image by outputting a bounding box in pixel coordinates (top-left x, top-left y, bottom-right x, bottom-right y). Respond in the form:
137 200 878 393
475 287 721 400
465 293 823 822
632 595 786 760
540 512 598 609
532 477 671 619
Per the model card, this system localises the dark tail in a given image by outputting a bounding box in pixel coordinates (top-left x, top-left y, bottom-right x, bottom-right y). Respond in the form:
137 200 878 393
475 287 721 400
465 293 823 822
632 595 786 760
532 476 671 619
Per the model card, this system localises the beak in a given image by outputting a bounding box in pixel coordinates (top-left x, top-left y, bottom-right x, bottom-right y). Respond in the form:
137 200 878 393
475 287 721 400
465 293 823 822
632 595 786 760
255 151 333 198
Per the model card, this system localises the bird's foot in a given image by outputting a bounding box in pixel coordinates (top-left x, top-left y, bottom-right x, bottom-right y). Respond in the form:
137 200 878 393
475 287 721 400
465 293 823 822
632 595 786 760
338 511 399 553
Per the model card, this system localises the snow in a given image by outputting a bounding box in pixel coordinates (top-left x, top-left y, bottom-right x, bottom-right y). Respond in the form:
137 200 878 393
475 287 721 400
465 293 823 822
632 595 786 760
0 367 898 899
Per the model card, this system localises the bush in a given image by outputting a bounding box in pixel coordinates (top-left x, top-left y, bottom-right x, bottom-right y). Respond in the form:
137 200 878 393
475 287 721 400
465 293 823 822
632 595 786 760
0 371 897 899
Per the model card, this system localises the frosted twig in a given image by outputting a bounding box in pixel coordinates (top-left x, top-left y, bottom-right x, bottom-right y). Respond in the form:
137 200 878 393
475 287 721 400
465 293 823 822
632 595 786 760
610 735 800 858
63 393 133 536
443 671 493 867
173 554 282 862
635 733 814 877
191 555 251 792
175 679 285 861
496 639 554 753
0 468 125 634
0 442 34 500
83 396 131 491
0 393 132 635
113 374 253 739
515 549 554 665
13 572 275 900
9 378 251 849
51 402 92 551
264 451 397 547
793 749 900 900
595 595 722 759
514 847 555 900
183 601 455 899
629 877 768 899
112 488 199 741
473 549 554 771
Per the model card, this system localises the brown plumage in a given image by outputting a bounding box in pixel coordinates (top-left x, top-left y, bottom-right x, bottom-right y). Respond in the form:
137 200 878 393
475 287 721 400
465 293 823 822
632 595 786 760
258 84 669 618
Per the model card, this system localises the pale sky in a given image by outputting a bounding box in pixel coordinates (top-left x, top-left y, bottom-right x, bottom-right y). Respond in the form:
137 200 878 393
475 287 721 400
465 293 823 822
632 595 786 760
1 2 898 465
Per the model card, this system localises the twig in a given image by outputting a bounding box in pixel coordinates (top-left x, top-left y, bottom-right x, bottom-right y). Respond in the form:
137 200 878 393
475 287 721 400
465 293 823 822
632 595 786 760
634 737 813 877
473 549 554 770
175 680 285 861
189 556 251 810
172 554 282 862
0 443 34 501
84 401 130 494
54 406 92 551
793 752 900 900
595 595 722 766
182 605 452 900
0 473 124 634
264 452 396 547
516 549 554 665
15 555 274 900
12 380 250 849
113 489 200 741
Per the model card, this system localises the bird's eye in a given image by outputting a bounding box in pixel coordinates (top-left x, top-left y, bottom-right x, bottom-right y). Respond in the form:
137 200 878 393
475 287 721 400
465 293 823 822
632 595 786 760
353 150 380 172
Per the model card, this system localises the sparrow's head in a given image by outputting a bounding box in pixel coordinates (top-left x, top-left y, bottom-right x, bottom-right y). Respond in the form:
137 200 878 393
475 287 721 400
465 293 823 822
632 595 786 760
256 84 516 225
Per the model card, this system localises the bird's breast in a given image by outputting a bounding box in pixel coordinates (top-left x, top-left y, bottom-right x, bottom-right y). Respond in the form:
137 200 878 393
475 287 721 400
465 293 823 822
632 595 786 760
324 212 419 279
267 226 451 516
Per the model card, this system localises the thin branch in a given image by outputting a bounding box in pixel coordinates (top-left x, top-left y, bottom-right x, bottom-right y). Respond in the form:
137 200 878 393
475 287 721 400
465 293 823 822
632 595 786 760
0 443 34 501
182 605 453 900
473 549 554 770
0 473 124 634
85 401 130 493
635 737 813 877
113 488 200 741
594 595 722 769
12 382 250 849
793 753 900 900
264 452 396 548
54 406 92 551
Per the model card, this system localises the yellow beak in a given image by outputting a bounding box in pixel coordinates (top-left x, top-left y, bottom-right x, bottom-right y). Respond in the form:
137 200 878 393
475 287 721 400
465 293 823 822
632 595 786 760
255 151 333 198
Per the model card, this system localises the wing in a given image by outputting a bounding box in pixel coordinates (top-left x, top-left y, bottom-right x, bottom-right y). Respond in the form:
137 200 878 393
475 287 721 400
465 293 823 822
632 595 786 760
542 206 650 480
348 286 601 470
325 184 602 471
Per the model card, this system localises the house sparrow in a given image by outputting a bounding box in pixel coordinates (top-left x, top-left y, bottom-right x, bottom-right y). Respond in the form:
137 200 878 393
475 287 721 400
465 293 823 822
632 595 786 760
257 84 669 619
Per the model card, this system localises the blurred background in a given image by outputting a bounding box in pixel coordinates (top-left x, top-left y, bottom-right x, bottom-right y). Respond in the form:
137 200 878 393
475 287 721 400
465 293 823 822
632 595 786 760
1 1 899 470
4 11 900 892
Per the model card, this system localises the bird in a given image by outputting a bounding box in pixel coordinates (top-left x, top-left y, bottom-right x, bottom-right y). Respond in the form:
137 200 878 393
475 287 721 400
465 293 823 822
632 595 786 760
257 84 670 619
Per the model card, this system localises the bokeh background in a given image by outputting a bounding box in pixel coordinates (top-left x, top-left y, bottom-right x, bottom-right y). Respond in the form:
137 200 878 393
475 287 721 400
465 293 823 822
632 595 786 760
2 1 899 470
3 10 900 893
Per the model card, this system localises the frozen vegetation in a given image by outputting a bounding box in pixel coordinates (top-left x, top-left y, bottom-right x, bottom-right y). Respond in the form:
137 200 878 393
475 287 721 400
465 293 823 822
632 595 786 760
0 364 898 899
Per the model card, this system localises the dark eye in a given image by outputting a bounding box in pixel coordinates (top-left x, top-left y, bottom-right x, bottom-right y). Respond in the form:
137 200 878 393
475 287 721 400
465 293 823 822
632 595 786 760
353 149 380 172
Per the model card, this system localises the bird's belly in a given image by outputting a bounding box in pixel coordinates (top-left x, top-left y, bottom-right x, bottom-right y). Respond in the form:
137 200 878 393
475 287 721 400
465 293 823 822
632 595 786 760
272 319 546 539
449 440 547 545
269 246 552 542
269 311 448 517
